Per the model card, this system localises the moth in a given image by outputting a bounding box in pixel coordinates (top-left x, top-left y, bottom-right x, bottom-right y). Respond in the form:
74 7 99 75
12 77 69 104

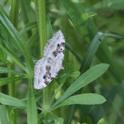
34 30 65 89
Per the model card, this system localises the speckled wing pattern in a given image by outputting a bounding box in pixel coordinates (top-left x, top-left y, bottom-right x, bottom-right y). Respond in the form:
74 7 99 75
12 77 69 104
34 30 65 89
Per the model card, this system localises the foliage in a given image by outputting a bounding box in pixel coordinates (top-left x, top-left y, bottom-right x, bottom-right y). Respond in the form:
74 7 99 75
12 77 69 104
0 0 124 124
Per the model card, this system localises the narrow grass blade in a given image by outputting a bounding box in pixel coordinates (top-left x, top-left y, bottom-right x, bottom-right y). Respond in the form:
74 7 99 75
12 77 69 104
0 45 26 71
104 32 124 39
80 32 104 72
0 6 33 72
0 93 25 108
0 6 24 53
20 0 34 24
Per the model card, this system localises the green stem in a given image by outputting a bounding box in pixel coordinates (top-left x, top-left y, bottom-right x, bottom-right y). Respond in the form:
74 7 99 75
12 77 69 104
8 64 16 124
8 64 15 97
37 0 47 57
37 0 49 111
8 0 18 123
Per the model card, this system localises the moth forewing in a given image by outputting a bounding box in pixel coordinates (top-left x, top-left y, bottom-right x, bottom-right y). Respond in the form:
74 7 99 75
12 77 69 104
44 30 65 57
34 58 47 89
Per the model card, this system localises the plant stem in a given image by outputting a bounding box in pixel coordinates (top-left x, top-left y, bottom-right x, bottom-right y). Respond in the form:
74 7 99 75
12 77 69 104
37 0 47 57
8 0 18 123
8 64 16 124
37 0 49 110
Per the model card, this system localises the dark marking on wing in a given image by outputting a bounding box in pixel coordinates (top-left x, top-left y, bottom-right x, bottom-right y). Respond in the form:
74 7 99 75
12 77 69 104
53 51 58 57
47 57 53 64
46 66 51 71
43 75 46 79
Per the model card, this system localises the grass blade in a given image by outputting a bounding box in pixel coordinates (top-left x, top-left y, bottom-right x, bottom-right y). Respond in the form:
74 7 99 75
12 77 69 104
0 93 25 108
0 6 24 53
0 45 26 71
80 32 104 72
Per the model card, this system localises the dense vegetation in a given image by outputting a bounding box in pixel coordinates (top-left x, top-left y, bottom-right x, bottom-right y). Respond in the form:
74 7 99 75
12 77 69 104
0 0 124 124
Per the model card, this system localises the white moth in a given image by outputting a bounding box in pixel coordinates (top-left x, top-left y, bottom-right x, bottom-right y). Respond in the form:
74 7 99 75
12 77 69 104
34 30 65 89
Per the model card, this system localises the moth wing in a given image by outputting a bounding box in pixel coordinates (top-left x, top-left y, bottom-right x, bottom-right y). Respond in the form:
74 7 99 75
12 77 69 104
34 30 65 90
50 53 64 78
34 58 47 89
44 30 65 57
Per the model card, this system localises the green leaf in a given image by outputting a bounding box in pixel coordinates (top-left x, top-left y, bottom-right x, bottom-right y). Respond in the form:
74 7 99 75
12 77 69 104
57 93 106 108
0 93 25 108
53 63 109 107
0 105 9 124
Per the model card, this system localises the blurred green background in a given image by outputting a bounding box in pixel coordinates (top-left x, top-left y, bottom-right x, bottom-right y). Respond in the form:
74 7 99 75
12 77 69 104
0 0 124 124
